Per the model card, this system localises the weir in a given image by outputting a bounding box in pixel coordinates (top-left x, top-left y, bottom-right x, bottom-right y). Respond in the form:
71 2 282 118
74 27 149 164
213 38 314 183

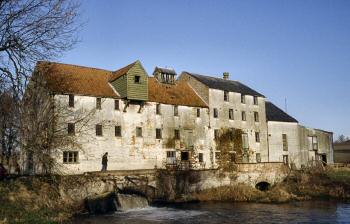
117 194 149 211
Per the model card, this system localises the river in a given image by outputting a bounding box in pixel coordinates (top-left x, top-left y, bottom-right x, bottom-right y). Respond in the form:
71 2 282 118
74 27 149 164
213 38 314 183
74 201 350 224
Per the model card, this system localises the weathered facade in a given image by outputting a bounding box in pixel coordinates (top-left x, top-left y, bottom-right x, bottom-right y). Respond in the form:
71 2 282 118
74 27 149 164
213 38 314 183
333 140 350 163
23 60 333 174
266 101 333 169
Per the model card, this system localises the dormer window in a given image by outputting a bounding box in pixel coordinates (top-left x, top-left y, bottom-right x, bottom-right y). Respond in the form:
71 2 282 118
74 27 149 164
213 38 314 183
134 75 141 84
153 67 177 84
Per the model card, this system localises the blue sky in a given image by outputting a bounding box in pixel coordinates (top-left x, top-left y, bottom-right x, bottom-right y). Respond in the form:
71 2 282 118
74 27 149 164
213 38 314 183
61 0 350 138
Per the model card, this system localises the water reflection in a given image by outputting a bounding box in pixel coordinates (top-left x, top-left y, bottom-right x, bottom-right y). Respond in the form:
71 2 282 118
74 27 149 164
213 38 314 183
75 201 350 224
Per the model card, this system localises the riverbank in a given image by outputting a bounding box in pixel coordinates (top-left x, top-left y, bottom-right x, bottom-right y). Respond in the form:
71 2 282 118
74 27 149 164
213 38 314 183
192 167 350 203
1 167 349 223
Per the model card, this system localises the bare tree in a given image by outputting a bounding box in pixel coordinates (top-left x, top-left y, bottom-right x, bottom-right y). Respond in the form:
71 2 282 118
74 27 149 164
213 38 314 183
0 0 82 174
0 0 81 98
335 134 350 143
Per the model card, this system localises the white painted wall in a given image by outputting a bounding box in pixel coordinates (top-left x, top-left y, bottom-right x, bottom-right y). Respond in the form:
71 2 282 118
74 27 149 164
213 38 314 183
54 94 211 174
208 89 268 164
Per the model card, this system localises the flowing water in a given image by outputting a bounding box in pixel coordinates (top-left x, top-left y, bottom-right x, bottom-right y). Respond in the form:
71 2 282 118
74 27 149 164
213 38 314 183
74 201 350 224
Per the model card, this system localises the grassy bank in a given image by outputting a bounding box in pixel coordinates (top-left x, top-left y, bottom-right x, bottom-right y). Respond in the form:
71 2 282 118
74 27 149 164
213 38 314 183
0 176 78 224
193 167 350 203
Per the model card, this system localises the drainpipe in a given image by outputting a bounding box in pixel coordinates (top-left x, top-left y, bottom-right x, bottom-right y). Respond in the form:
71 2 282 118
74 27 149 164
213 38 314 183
267 124 270 162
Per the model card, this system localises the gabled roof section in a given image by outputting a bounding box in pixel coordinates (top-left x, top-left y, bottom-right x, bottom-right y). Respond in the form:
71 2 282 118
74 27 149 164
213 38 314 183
153 67 177 76
148 77 208 108
183 72 264 97
109 61 138 82
266 101 298 123
36 61 118 98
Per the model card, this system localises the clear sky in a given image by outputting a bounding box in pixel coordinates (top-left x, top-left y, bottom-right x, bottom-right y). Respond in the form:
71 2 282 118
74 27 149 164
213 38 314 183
61 0 350 138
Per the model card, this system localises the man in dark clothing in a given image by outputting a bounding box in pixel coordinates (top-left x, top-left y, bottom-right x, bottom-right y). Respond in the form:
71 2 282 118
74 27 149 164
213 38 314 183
101 152 108 171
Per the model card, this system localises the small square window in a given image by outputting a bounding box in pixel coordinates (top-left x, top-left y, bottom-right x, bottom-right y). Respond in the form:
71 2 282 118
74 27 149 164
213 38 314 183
134 75 141 83
174 105 178 116
224 91 229 101
241 95 246 104
229 109 234 120
254 96 258 105
174 129 180 140
156 128 162 139
136 127 142 137
242 111 246 121
199 153 204 163
115 100 120 110
156 104 161 115
256 153 261 163
63 151 78 163
213 108 218 118
255 132 260 142
214 129 220 140
215 152 221 160
283 134 288 151
254 112 259 122
96 124 102 136
96 98 102 109
197 108 200 118
68 123 75 135
69 94 74 107
115 126 121 137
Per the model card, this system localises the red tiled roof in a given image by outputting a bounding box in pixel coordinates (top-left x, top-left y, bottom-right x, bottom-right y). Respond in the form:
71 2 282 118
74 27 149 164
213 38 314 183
148 77 207 108
37 61 118 97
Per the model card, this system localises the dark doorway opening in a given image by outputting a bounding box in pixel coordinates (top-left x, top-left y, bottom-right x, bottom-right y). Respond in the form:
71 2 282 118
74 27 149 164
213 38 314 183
321 154 327 165
181 151 189 161
255 181 271 191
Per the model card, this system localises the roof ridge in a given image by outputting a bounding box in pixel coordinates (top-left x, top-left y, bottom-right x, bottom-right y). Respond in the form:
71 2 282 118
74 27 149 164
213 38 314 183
37 61 113 73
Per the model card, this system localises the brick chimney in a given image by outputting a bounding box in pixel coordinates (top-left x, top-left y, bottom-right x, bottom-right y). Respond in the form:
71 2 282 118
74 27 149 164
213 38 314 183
223 72 229 80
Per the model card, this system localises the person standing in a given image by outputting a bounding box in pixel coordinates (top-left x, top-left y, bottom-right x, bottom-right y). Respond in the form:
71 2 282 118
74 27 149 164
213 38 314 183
101 152 108 171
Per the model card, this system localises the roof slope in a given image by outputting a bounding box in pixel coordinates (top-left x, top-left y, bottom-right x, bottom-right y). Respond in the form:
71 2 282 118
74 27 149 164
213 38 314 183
148 77 207 108
37 61 118 97
109 61 138 82
266 101 298 123
184 72 264 97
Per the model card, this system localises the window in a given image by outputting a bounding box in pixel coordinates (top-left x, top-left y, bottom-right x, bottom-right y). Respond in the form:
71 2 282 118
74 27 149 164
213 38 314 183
166 151 176 165
115 126 121 137
214 129 220 140
255 132 260 142
96 124 102 136
253 96 258 105
174 105 178 116
156 128 162 139
254 112 259 122
242 133 249 150
213 108 218 118
134 75 141 83
199 153 204 163
242 111 246 121
156 104 161 115
115 100 120 110
197 108 200 118
69 94 74 107
230 152 236 162
68 123 75 135
174 129 180 140
215 152 221 160
256 153 261 163
241 95 246 104
224 91 229 101
96 98 101 109
63 151 78 163
312 136 318 150
283 155 289 165
229 109 234 120
136 127 142 137
282 134 288 151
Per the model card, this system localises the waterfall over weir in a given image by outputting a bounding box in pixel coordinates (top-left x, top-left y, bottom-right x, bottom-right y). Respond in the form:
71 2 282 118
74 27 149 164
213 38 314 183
117 194 149 211
85 193 149 214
